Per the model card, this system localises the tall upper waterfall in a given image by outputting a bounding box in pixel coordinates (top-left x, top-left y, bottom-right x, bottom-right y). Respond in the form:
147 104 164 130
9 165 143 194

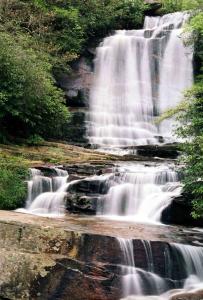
87 12 193 148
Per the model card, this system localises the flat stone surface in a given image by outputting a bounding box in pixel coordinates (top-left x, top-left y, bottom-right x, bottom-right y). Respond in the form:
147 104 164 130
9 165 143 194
0 210 202 245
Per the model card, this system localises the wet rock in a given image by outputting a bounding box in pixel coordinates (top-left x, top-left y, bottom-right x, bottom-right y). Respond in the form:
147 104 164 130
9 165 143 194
135 144 180 159
57 57 93 108
56 55 94 145
144 1 162 16
34 166 62 177
31 258 120 300
162 194 203 227
0 211 202 299
68 174 85 182
66 193 98 214
170 289 203 300
67 178 110 194
64 109 88 145
64 163 114 177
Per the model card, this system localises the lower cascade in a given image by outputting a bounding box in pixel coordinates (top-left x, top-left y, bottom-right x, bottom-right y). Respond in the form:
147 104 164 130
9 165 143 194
17 167 69 217
97 164 181 224
118 238 203 300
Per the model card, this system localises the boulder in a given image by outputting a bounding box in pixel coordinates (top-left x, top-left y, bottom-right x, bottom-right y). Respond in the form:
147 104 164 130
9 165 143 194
67 178 110 194
66 193 98 214
144 0 162 16
162 194 203 227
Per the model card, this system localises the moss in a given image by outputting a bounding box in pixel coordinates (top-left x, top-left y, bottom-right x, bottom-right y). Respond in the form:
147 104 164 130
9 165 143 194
0 142 119 165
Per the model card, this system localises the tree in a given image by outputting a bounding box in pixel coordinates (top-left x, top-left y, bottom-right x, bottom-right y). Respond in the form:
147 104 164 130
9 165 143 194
0 32 69 140
177 84 203 218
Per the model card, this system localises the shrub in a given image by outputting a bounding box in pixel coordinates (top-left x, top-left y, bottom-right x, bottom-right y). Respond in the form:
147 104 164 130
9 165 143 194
0 32 69 140
0 156 28 210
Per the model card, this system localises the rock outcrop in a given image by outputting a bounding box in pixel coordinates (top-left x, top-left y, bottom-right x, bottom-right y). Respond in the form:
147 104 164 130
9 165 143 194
162 194 203 227
0 211 200 300
135 144 180 159
57 57 94 145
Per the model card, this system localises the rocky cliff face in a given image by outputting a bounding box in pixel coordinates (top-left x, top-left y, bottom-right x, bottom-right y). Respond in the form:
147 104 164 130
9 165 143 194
0 210 200 300
57 56 94 146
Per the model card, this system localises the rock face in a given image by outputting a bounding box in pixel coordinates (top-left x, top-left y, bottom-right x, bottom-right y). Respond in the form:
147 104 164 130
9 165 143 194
65 108 88 146
162 194 203 227
66 193 98 214
144 0 162 16
170 290 203 300
58 57 93 108
66 172 112 214
135 144 180 159
0 211 200 300
57 57 94 145
65 163 115 177
0 212 121 300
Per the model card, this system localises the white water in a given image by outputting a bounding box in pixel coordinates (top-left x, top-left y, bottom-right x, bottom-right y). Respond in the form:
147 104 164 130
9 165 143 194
17 167 69 217
118 238 203 299
87 12 193 149
98 164 181 224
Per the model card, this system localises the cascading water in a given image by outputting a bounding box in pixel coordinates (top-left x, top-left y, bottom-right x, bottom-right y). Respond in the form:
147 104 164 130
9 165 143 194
17 167 69 217
118 238 203 300
97 164 182 224
87 12 193 149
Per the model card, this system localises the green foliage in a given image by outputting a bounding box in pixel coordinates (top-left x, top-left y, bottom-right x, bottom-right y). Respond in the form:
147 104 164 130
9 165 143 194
0 156 28 210
176 11 203 218
74 0 146 40
0 0 146 142
155 100 189 124
0 0 146 65
160 0 203 13
189 12 203 35
26 135 44 146
177 84 203 218
0 32 69 140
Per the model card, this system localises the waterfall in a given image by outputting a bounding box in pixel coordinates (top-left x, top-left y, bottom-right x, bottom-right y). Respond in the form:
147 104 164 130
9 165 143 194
87 12 193 149
118 239 203 299
25 168 52 208
118 238 143 296
17 167 69 217
171 243 203 289
98 164 181 224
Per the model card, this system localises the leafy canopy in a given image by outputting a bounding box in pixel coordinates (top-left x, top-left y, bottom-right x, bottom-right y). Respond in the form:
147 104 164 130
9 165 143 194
0 32 69 140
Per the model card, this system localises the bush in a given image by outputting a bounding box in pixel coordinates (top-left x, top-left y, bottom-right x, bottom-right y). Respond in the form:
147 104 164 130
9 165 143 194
177 84 203 218
160 0 203 13
0 157 28 210
0 32 69 140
